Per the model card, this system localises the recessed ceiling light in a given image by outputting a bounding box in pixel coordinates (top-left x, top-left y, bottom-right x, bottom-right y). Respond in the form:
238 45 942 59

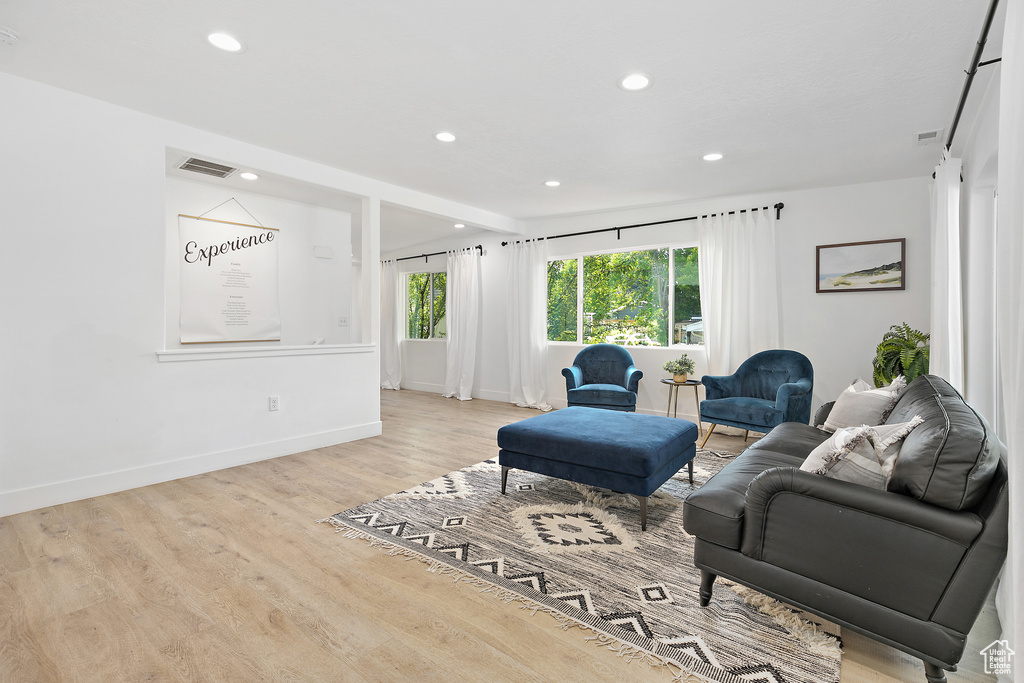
702 153 724 161
207 32 244 52
619 73 651 91
545 180 561 187
239 172 259 180
435 131 456 142
454 223 465 229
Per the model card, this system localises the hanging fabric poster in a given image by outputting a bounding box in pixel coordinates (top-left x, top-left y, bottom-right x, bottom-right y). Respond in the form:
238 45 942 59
178 214 281 343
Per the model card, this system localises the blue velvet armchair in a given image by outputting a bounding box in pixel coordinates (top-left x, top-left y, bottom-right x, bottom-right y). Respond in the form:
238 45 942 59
699 349 813 447
562 344 643 412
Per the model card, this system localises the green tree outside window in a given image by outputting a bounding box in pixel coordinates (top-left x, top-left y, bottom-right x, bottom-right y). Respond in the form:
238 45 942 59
407 272 447 339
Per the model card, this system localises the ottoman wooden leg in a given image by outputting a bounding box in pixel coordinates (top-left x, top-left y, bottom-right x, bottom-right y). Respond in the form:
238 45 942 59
688 459 694 484
501 466 510 494
639 496 648 531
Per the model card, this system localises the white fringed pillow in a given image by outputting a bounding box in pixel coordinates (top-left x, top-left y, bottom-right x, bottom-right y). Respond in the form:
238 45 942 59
822 376 906 433
801 415 924 490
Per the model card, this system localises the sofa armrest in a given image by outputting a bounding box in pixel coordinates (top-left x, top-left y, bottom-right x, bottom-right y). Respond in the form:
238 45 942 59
738 466 984 619
624 365 643 393
774 378 811 414
561 366 582 391
813 401 835 427
743 467 984 557
701 373 739 400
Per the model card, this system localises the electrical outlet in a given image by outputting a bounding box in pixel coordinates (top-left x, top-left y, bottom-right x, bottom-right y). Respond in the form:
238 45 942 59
337 316 348 327
269 396 280 411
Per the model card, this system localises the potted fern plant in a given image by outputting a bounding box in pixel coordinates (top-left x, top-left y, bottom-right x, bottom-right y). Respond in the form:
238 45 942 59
663 354 696 382
872 323 930 387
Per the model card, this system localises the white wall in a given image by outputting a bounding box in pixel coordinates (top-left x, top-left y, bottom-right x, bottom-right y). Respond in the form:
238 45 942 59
384 231 512 401
0 72 504 517
164 177 354 347
393 177 932 424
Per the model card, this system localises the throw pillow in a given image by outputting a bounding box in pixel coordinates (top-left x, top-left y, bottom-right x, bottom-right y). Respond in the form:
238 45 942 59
799 426 873 475
800 415 925 491
822 376 906 433
872 415 925 484
820 429 888 488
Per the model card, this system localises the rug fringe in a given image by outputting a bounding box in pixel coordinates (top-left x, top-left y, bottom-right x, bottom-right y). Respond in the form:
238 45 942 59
323 516 725 683
724 583 843 659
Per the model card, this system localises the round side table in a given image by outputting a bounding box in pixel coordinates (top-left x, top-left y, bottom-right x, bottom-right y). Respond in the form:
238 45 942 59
660 377 702 435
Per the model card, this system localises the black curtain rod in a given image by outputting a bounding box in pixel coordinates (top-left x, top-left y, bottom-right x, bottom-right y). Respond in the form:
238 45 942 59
946 0 1001 151
389 244 483 264
500 202 783 247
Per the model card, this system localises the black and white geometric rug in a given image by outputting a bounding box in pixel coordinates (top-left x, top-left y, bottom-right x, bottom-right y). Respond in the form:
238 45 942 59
319 450 842 683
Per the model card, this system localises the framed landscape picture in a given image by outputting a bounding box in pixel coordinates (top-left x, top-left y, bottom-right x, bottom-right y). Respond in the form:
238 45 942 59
816 238 905 293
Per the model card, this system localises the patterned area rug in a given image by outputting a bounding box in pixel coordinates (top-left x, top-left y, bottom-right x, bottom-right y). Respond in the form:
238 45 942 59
319 450 842 683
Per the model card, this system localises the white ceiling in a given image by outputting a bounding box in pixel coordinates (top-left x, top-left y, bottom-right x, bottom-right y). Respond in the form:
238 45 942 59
0 1 1004 251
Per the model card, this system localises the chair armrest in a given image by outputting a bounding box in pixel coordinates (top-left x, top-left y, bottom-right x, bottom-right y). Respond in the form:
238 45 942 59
562 365 582 391
624 365 643 393
774 378 812 413
701 374 739 400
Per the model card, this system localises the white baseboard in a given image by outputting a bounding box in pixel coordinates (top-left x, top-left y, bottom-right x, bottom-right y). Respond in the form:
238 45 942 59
474 388 512 402
0 421 382 518
400 380 444 394
397 382 511 404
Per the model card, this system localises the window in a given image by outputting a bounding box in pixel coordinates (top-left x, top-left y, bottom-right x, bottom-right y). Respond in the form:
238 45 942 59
407 271 446 339
546 258 577 341
546 246 701 346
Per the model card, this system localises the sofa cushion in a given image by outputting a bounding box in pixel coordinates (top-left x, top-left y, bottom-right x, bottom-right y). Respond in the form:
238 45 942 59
567 383 636 407
683 448 804 550
885 375 1002 511
747 421 832 459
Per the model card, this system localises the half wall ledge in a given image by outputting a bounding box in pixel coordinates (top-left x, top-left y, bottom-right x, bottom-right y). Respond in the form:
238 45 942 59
156 343 376 362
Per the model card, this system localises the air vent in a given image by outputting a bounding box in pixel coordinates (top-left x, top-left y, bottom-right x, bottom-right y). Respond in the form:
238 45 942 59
177 157 238 178
916 129 943 146
0 26 19 45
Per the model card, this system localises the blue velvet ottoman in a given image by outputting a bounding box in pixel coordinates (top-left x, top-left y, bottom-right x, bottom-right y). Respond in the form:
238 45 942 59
496 406 698 530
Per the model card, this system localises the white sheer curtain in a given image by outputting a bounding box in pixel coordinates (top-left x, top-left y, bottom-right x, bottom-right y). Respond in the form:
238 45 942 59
930 152 966 392
697 210 780 375
379 260 402 390
442 247 481 401
996 2 1024 675
507 239 552 411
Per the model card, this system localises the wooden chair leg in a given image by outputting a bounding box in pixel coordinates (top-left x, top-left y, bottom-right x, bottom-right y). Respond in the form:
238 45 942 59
743 430 749 441
699 423 717 449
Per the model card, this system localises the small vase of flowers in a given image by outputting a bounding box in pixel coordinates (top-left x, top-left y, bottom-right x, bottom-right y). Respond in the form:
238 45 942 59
663 354 696 382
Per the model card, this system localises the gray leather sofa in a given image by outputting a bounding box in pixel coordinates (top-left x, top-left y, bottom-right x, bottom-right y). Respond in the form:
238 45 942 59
682 375 1007 683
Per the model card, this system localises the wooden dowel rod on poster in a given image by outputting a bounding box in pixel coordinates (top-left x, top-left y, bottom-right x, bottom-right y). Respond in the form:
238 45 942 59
178 214 279 231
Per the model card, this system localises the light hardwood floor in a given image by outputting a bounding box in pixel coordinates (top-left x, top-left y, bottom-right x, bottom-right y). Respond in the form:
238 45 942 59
0 389 1000 682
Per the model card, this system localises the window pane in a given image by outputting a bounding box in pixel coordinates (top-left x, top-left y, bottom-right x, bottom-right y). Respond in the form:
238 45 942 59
583 249 669 346
431 272 447 338
546 259 578 341
673 247 702 345
407 273 430 339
